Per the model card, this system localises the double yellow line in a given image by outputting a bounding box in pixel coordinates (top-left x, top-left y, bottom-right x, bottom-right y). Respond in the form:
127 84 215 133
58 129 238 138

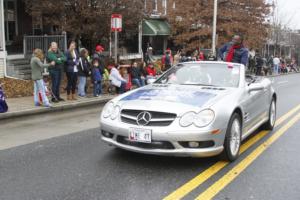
164 104 300 200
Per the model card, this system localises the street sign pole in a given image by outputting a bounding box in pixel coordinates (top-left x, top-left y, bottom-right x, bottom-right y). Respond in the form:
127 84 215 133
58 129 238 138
212 0 218 57
111 14 122 64
114 30 118 64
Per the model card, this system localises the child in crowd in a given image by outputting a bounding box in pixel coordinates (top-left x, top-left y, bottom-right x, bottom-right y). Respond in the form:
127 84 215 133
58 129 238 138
91 59 102 97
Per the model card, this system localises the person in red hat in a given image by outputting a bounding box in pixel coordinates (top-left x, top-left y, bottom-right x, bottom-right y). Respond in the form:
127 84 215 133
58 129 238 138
198 51 205 61
93 44 105 76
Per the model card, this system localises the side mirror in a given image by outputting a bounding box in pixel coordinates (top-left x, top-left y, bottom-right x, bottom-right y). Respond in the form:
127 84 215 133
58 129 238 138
248 84 264 93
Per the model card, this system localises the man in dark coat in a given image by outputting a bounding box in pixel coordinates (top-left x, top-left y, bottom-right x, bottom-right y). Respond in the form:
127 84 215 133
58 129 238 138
218 35 249 67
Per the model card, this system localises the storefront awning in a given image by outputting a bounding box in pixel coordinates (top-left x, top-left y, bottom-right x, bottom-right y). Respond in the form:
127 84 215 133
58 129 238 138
142 19 171 36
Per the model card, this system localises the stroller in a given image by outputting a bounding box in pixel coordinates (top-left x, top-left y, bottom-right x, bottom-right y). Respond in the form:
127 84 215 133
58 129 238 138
0 83 8 113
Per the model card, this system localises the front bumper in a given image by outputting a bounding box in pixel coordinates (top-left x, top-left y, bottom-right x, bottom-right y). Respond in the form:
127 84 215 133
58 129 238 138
100 119 226 157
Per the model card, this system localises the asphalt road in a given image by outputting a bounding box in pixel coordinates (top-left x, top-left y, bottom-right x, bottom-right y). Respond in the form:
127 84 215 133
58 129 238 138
0 74 300 200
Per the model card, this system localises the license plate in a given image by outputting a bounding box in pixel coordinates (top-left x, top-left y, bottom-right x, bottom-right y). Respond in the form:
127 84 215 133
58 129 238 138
129 128 152 143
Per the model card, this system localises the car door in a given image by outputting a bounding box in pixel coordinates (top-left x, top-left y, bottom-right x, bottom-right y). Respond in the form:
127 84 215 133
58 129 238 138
241 83 267 135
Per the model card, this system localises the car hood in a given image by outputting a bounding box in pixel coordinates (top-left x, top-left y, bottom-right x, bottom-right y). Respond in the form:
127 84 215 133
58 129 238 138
116 84 234 115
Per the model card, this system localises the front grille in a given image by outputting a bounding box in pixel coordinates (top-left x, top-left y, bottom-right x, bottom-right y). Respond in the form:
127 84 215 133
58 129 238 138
121 109 177 127
116 136 175 149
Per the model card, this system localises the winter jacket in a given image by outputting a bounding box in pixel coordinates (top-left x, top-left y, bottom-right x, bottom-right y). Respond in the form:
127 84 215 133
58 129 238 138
103 68 110 81
78 57 90 77
256 56 264 68
146 67 156 76
131 67 142 79
109 67 126 87
218 42 249 66
65 50 80 73
92 52 105 74
91 67 102 82
47 49 66 71
30 56 50 81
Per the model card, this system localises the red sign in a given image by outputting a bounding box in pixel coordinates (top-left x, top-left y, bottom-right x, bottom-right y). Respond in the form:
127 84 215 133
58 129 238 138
111 14 122 32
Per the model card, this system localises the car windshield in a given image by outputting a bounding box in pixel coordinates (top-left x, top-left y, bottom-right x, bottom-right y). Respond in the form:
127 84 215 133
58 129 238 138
155 63 241 87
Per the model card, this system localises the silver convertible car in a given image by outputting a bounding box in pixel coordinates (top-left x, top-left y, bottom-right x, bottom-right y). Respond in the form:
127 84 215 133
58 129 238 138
100 61 276 161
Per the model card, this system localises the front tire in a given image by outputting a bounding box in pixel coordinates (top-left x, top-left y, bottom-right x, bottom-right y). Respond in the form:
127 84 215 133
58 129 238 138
222 113 242 162
262 98 276 131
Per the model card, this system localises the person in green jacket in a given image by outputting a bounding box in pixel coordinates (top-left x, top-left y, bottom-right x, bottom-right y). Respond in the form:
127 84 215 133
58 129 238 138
47 42 66 102
31 49 55 107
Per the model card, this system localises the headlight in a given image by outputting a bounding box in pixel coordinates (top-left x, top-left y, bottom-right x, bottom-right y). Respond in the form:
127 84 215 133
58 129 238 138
102 102 114 118
179 109 215 127
193 109 215 127
179 112 196 127
110 106 121 120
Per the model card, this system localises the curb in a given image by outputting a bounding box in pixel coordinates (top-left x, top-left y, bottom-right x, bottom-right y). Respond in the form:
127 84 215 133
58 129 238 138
266 72 300 78
0 96 113 120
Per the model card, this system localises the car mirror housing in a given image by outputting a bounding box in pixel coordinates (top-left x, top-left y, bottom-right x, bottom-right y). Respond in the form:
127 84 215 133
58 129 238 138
248 83 264 92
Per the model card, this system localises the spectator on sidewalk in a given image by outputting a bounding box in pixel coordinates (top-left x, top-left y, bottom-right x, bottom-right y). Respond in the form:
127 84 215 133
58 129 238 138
255 53 264 76
31 49 55 107
110 64 127 94
289 58 298 72
248 48 256 73
162 49 173 71
77 48 91 97
130 61 145 88
0 83 8 113
146 63 157 77
173 50 181 65
103 59 114 94
47 42 66 103
262 57 269 76
91 59 103 97
65 41 80 101
280 60 288 74
145 63 157 84
267 56 274 74
93 45 105 75
198 51 205 61
145 46 155 65
218 34 249 66
273 55 280 75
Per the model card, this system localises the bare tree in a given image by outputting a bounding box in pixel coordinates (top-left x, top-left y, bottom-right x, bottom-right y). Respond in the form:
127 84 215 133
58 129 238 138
24 0 144 50
167 0 271 51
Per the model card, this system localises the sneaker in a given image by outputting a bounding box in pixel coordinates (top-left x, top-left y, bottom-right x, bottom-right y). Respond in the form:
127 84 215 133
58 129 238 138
51 98 59 103
34 103 41 107
94 95 99 97
58 97 65 101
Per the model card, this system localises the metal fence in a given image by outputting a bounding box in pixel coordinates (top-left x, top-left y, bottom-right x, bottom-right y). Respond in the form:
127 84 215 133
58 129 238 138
23 35 67 57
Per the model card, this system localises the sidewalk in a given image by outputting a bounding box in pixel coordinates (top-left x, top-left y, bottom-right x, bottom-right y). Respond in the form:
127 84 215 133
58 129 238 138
0 94 115 120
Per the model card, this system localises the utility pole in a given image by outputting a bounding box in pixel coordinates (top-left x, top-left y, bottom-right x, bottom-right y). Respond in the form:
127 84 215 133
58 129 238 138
212 0 218 57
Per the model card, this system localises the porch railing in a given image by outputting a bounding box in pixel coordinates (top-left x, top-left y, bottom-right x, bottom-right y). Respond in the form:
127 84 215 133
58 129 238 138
23 34 67 57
